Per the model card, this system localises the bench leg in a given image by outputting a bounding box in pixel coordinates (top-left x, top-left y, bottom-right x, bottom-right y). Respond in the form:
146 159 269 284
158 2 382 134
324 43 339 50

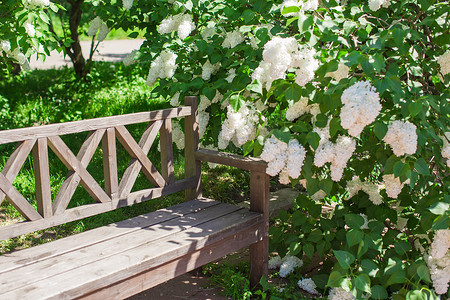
250 237 269 288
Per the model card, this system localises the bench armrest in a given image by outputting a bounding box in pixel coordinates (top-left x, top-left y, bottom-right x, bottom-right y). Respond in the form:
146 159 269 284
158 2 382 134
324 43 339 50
194 148 267 173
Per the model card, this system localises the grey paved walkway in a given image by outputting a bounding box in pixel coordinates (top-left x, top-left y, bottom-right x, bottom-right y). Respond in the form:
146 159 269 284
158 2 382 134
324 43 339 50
29 39 144 69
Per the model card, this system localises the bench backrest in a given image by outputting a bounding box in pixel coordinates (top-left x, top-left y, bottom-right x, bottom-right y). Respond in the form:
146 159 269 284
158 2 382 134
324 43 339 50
0 96 201 240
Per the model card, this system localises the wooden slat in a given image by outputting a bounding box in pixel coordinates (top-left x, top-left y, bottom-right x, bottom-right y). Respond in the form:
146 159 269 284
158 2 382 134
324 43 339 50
184 96 202 201
0 179 198 241
52 130 106 215
249 171 270 288
32 138 52 218
102 128 118 200
118 120 162 198
115 125 166 188
195 148 267 173
116 177 197 208
48 135 111 204
0 107 192 145
0 172 42 221
0 202 242 293
79 224 263 300
160 119 175 184
0 198 217 266
0 208 263 299
0 139 36 205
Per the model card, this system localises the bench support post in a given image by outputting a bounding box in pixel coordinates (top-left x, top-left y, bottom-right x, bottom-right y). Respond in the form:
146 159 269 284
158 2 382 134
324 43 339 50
249 170 269 288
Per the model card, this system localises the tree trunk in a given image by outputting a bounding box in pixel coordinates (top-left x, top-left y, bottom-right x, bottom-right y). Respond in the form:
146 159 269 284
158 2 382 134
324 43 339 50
66 0 87 78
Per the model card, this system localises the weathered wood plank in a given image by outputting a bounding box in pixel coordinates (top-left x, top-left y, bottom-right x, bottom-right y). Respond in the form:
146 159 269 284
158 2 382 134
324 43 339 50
0 198 218 272
32 138 52 218
0 203 245 293
249 171 270 288
52 130 106 215
195 148 267 173
118 120 162 198
48 135 111 204
184 96 201 201
0 139 36 205
160 119 175 185
0 179 198 241
0 173 42 221
0 208 263 299
0 107 192 145
78 224 263 300
115 125 166 188
102 128 118 200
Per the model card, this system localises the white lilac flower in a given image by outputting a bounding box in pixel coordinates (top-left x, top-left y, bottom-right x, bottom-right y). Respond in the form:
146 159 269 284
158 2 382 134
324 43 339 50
315 135 356 182
9 48 27 65
123 0 133 9
261 136 306 180
297 278 319 295
325 63 350 81
170 92 180 106
201 60 220 81
281 0 318 15
222 30 245 48
123 50 138 66
198 95 211 112
328 287 356 300
146 50 178 86
368 0 390 11
23 0 50 8
158 13 195 40
279 256 303 277
268 256 283 269
226 68 236 83
172 121 185 150
278 168 291 185
340 81 382 137
198 111 209 138
437 51 450 76
88 16 103 37
252 37 318 90
441 132 450 168
383 174 409 199
286 97 309 121
201 25 216 40
383 120 417 156
346 176 382 205
425 230 450 294
24 21 35 37
97 23 110 41
0 40 11 53
218 102 259 149
211 91 222 104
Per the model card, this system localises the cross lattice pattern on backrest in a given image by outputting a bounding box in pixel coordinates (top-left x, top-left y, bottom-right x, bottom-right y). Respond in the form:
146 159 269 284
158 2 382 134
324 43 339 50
0 97 201 240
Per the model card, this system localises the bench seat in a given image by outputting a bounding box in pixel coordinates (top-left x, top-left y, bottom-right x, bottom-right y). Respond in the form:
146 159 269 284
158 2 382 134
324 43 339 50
0 198 264 300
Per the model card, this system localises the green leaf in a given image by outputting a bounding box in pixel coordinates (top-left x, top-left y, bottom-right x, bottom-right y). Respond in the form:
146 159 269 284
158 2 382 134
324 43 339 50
414 158 430 176
329 117 342 138
229 94 244 111
416 265 432 283
247 80 262 95
303 243 315 259
128 32 139 38
272 127 291 143
306 132 320 150
408 102 422 118
297 12 314 34
282 5 300 15
371 285 388 299
393 161 409 178
345 214 364 229
394 241 412 256
428 202 450 215
361 259 379 277
327 270 343 287
284 84 302 102
406 290 426 300
374 122 388 140
354 274 371 293
386 270 406 286
432 215 449 230
315 114 328 128
333 250 355 270
346 229 364 247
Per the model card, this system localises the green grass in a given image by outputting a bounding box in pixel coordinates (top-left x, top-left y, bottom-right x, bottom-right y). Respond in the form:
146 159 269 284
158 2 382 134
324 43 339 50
0 62 251 255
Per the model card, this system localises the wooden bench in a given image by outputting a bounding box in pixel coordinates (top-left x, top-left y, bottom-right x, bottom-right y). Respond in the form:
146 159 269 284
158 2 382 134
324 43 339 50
0 96 269 299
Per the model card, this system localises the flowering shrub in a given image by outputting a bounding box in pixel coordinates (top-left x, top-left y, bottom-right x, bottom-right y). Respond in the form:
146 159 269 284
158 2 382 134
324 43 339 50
4 0 450 298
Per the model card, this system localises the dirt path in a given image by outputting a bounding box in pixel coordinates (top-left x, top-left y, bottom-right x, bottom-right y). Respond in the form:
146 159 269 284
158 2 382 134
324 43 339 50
29 39 144 69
